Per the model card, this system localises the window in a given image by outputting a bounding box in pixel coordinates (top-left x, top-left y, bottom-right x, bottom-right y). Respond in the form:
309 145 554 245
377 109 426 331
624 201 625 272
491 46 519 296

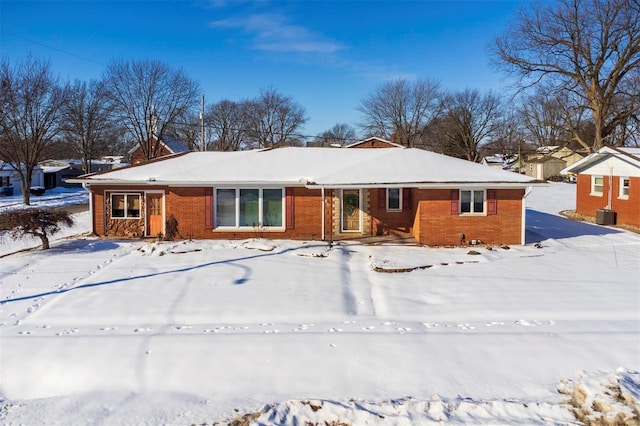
111 193 141 218
619 177 629 199
386 188 402 211
215 188 284 228
460 190 485 214
591 176 604 195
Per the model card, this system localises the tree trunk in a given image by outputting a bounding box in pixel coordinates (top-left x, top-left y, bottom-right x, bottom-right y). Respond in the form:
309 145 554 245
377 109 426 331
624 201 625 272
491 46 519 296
38 233 50 250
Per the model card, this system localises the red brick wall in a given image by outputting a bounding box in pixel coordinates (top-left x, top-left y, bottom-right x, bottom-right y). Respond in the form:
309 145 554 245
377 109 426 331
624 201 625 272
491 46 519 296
90 185 526 245
413 188 524 246
576 174 640 226
91 185 328 240
368 188 414 236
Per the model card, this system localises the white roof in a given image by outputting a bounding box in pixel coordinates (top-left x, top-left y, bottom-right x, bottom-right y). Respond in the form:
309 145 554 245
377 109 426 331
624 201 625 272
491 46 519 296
74 147 535 188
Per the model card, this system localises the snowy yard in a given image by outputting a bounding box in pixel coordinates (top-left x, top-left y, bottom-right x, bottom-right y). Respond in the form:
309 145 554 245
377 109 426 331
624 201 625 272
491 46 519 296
0 183 638 425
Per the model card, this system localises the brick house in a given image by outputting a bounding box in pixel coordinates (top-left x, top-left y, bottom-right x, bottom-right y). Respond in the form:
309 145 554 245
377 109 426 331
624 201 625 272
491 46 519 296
561 146 640 227
70 146 536 246
129 135 189 165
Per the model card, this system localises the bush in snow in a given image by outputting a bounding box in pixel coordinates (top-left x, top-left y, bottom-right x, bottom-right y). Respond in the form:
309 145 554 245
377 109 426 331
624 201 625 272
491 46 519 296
1 208 74 250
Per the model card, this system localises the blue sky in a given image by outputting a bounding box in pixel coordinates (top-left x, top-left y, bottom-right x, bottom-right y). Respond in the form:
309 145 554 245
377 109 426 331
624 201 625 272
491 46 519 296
1 0 526 138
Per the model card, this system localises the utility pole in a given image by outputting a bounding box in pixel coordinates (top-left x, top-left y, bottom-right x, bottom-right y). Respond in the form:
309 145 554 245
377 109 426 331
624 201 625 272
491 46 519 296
200 94 205 151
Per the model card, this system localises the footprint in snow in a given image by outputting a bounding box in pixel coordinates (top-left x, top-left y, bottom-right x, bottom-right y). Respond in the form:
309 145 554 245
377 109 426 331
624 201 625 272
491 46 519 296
328 328 343 333
456 323 475 330
422 323 439 329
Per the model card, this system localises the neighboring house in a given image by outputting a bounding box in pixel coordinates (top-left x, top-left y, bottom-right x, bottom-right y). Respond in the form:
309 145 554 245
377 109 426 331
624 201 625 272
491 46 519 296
39 161 83 189
39 159 124 189
481 155 506 169
548 146 584 167
344 137 404 149
0 163 44 196
524 156 566 180
561 146 640 227
70 146 536 246
128 135 190 165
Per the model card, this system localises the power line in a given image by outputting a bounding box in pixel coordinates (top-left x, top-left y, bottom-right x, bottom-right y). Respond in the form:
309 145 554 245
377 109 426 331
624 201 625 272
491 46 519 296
3 33 108 67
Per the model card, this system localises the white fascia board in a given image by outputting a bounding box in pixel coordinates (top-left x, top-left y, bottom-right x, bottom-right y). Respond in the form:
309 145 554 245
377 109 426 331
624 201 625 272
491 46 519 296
307 182 537 189
66 179 308 187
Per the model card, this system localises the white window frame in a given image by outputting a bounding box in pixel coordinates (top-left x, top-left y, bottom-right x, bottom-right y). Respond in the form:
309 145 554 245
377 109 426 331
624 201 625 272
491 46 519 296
386 188 402 211
459 189 486 215
214 187 285 230
110 193 142 219
619 177 629 199
591 175 604 196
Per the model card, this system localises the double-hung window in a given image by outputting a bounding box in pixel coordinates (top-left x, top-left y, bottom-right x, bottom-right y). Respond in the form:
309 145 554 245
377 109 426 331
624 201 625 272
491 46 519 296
386 188 402 211
619 177 629 199
111 193 141 218
460 190 485 214
215 188 284 228
591 176 604 196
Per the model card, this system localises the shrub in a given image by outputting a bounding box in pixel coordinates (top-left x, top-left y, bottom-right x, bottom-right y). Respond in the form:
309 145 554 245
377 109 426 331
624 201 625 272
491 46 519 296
1 208 74 250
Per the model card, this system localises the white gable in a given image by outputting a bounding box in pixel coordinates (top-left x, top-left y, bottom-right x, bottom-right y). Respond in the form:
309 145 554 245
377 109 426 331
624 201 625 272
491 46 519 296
561 147 640 178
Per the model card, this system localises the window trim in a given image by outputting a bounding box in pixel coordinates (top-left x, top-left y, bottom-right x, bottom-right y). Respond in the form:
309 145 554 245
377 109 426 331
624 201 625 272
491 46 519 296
386 188 402 211
459 189 486 215
214 187 285 230
619 176 629 200
590 175 604 196
110 192 142 219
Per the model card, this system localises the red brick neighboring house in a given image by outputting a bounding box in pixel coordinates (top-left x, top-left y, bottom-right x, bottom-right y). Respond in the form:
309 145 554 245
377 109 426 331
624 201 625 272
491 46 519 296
129 135 189 165
70 146 536 246
344 137 404 149
561 146 640 227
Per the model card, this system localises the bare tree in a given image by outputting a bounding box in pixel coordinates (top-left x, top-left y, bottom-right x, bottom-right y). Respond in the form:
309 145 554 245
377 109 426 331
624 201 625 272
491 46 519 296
493 0 640 151
312 123 357 146
102 59 200 161
0 56 66 204
207 99 250 151
431 89 503 162
61 79 117 173
245 87 307 148
518 85 574 148
165 110 202 151
358 78 442 148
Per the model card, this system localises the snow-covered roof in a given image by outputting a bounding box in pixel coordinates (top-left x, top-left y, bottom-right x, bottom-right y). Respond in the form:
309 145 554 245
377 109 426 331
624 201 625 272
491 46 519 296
73 147 536 188
561 146 640 175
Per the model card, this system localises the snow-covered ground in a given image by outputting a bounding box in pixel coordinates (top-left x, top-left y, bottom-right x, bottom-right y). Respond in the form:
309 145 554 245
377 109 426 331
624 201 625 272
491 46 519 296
0 183 638 425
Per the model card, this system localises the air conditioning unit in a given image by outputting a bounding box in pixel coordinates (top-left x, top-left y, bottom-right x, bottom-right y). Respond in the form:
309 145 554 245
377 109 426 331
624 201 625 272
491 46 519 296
596 209 616 225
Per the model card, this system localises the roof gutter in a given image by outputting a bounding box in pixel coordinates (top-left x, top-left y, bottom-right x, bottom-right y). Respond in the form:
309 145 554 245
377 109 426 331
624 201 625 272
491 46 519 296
305 181 540 189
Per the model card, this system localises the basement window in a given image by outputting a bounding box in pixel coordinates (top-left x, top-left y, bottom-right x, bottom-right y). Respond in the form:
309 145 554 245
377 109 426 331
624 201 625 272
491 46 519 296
111 193 141 219
591 176 604 196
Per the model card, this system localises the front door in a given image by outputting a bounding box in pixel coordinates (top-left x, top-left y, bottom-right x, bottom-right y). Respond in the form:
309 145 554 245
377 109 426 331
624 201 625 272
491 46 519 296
341 189 361 232
146 193 164 236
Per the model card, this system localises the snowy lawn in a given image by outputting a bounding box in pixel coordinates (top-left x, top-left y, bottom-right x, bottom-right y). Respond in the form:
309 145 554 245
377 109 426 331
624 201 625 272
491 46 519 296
0 183 638 425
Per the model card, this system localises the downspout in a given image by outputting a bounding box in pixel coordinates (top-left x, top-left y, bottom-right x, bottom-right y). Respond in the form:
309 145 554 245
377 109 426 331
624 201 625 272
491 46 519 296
522 185 533 245
606 166 613 210
82 182 95 235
